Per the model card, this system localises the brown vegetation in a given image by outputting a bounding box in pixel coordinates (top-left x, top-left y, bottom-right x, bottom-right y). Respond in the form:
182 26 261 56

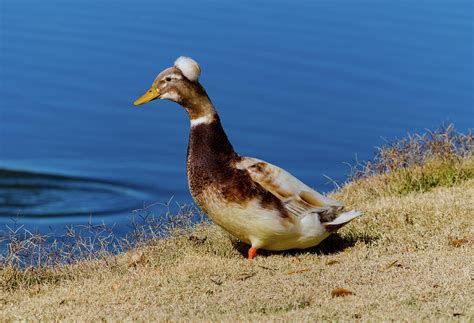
0 125 472 321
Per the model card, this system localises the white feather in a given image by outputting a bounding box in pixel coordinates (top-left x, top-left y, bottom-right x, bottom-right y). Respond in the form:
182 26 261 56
174 56 201 82
190 114 213 126
325 210 362 225
160 91 180 102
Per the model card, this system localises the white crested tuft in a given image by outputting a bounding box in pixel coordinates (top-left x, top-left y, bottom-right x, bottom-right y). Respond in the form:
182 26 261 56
174 56 201 82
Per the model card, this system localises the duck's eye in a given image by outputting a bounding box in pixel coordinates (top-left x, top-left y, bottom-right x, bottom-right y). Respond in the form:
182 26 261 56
165 77 172 82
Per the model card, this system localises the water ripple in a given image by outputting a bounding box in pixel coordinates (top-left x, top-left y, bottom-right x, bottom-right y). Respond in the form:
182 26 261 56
0 169 150 218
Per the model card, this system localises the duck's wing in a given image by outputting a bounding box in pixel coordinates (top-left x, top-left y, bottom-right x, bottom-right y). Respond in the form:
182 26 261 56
236 157 344 220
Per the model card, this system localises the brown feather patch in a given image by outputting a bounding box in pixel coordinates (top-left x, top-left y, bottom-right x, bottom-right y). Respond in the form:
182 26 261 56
247 162 294 199
299 191 324 207
186 118 290 222
323 223 346 233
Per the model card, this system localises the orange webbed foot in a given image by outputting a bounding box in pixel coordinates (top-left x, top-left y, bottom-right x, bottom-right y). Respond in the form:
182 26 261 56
248 247 258 260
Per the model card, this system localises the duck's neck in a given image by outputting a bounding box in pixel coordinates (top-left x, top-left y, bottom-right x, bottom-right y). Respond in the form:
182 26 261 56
187 112 238 169
181 84 217 120
184 94 239 193
182 89 235 157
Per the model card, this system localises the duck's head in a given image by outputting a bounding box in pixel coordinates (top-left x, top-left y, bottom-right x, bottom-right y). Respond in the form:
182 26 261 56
134 56 215 119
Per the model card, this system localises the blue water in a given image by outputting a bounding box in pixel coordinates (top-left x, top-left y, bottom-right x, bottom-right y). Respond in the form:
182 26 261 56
1 0 473 235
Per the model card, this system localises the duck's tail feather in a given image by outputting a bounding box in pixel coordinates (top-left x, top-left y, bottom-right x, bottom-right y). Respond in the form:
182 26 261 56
322 210 362 233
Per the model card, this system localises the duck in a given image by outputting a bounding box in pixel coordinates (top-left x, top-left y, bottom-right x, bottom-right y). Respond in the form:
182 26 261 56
134 56 362 259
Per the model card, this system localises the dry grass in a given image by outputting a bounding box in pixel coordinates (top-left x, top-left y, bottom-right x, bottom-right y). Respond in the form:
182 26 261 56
338 124 473 205
1 125 473 321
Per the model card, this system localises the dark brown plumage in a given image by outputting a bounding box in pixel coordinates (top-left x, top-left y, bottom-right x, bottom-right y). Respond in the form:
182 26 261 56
186 117 288 218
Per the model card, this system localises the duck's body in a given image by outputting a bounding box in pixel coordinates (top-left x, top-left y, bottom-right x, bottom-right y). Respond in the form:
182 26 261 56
135 56 362 258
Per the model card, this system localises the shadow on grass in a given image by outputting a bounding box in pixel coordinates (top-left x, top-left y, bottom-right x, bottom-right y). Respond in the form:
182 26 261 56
231 232 379 259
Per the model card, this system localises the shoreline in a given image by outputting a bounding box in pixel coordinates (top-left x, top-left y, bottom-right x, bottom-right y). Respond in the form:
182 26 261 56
1 126 472 320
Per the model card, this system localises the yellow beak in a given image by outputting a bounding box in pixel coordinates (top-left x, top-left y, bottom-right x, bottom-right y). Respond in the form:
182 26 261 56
134 87 160 106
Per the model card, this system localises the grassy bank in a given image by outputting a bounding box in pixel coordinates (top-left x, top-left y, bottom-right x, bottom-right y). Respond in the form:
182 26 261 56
1 125 473 321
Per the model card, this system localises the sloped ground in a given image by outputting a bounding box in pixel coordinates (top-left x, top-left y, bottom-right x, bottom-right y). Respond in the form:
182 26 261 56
1 127 473 321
